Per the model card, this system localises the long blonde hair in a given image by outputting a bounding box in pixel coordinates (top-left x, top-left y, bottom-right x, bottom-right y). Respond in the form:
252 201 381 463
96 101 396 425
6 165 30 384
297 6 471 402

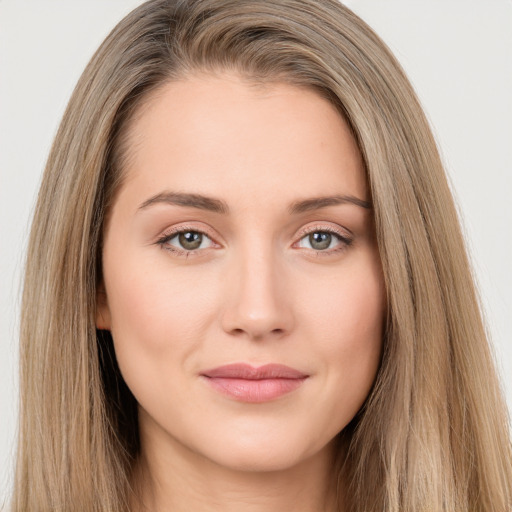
12 1 512 510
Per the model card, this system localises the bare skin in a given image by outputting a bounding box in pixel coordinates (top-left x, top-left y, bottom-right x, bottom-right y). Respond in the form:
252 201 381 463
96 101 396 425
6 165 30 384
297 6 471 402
97 72 385 512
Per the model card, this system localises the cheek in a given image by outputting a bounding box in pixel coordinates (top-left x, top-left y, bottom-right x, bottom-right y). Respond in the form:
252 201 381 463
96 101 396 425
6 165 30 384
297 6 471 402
105 250 216 344
301 250 384 345
101 247 220 402
299 253 385 409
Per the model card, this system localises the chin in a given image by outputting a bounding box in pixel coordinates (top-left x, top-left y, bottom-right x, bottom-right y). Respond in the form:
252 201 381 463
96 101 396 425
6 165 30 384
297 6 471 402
194 427 336 474
207 446 313 473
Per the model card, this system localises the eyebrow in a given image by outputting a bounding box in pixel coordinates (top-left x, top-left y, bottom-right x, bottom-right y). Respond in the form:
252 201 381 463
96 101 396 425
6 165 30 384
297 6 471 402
288 194 371 214
138 191 371 215
139 192 229 214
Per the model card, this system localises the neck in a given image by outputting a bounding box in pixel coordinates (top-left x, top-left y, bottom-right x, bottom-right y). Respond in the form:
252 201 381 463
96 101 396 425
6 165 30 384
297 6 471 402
131 423 341 512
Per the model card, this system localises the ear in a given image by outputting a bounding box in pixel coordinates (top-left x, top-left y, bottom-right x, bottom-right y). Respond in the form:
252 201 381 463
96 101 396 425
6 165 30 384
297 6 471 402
96 281 112 330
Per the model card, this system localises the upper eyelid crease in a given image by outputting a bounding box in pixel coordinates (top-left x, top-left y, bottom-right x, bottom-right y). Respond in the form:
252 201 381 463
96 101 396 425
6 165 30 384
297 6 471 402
157 226 216 244
160 222 350 241
137 191 371 214
298 222 352 237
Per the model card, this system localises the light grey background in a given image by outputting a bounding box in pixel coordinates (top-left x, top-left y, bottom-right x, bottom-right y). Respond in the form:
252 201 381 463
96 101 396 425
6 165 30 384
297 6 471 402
1 0 511 504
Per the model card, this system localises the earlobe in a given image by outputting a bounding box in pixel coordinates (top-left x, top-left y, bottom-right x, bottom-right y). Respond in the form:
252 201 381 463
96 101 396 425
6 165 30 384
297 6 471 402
96 283 112 330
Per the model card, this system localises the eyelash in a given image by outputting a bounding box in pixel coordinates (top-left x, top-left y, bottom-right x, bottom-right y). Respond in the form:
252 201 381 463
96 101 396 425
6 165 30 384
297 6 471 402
155 225 217 258
295 225 353 257
155 224 353 258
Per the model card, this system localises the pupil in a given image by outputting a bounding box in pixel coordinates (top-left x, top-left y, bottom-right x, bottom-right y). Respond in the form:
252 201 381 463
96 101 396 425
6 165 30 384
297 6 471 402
309 232 331 250
179 231 202 250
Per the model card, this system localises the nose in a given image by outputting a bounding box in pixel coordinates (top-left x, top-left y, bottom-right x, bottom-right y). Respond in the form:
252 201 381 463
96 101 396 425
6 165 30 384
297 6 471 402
220 243 295 341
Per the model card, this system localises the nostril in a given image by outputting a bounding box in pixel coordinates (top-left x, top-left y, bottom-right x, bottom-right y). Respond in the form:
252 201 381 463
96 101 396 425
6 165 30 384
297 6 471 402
220 279 295 340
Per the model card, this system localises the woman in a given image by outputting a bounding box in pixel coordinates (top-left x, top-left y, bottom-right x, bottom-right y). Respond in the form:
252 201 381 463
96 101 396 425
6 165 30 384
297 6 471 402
10 0 512 511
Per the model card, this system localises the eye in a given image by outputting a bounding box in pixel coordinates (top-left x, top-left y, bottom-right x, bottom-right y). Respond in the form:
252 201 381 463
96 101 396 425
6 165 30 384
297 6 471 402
157 228 215 254
295 227 352 253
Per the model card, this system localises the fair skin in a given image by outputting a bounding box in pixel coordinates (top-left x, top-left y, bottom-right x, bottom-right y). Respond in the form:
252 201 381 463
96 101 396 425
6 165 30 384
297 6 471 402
97 72 385 512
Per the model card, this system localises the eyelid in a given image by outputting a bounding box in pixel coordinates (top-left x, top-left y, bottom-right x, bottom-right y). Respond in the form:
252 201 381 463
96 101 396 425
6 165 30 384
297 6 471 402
155 221 353 258
155 223 221 256
157 223 218 241
292 223 353 255
294 222 352 240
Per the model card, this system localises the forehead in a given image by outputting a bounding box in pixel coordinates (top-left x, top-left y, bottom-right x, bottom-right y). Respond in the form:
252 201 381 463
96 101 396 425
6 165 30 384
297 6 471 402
117 72 367 210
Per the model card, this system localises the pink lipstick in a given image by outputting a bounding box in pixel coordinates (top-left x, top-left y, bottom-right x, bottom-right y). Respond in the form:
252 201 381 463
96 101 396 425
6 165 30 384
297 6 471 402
200 363 308 403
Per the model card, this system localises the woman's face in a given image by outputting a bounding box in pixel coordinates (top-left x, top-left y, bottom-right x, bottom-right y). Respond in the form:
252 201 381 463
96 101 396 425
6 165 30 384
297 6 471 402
97 73 385 473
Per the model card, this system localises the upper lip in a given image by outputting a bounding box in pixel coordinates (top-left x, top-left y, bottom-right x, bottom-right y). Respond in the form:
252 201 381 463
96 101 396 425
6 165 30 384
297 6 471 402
201 363 308 380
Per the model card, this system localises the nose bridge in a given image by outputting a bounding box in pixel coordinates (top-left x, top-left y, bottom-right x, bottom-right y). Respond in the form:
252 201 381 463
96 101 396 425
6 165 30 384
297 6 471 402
221 235 293 340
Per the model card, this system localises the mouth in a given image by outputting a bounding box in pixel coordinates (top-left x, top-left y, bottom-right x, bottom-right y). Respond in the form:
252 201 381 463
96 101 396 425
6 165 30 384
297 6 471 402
200 363 309 403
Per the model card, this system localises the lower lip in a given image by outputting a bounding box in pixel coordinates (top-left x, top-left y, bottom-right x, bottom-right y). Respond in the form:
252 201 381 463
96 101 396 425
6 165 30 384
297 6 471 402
203 377 307 403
